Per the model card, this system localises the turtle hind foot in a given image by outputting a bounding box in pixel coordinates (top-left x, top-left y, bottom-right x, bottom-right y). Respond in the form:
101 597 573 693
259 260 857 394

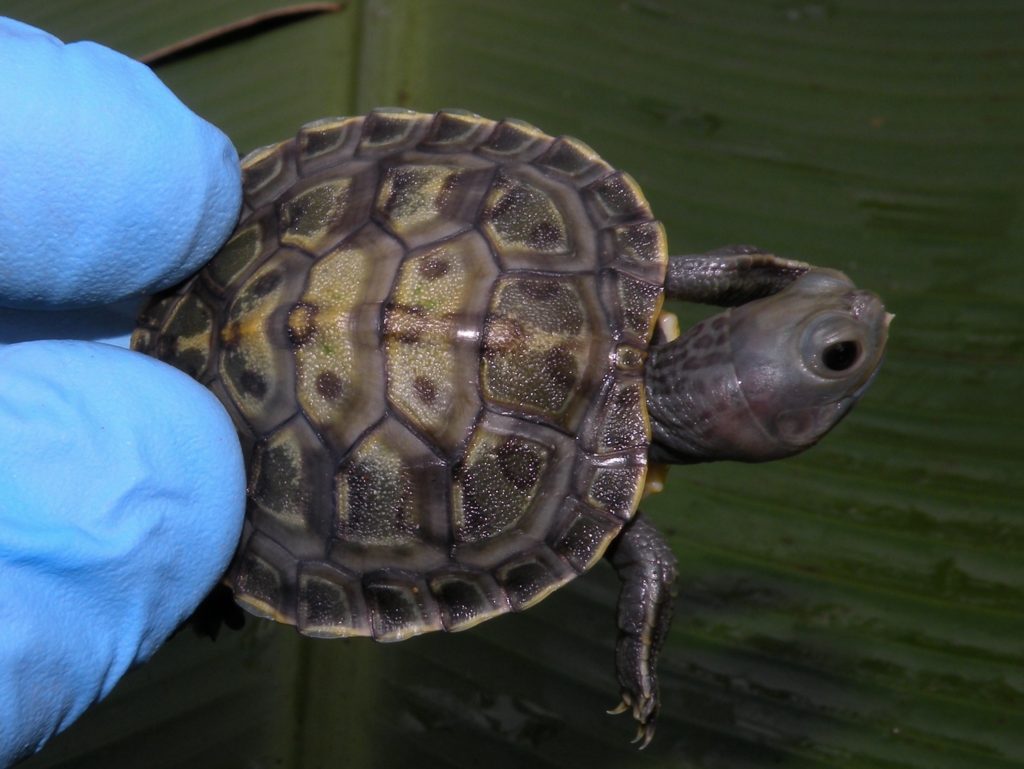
605 513 677 748
190 583 246 639
608 693 658 750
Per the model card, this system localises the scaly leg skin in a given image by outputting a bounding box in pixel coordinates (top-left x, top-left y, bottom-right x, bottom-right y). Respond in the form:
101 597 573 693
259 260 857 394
667 244 810 306
605 513 679 748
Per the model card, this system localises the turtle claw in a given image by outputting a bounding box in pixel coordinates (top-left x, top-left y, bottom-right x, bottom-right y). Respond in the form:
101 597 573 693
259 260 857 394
607 699 631 715
608 692 658 749
632 722 656 750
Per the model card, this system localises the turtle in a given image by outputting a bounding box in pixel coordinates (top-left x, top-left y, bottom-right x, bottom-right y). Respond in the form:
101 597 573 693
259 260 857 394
132 109 889 745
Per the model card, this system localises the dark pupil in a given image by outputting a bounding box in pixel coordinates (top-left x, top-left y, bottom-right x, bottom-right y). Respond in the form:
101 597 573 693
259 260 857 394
823 341 860 371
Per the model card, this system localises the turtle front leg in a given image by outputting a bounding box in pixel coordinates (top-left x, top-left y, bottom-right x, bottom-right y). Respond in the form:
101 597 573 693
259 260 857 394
605 512 678 748
667 244 810 305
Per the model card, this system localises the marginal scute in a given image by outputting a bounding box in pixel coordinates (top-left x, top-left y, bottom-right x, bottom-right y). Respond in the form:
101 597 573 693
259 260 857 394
364 573 441 641
581 378 650 454
149 292 213 380
582 457 647 520
585 171 652 226
296 116 362 174
297 563 368 638
604 221 669 284
477 118 551 160
497 548 575 612
552 504 625 572
421 110 492 151
241 141 292 209
230 533 293 623
601 270 664 345
358 109 430 155
614 343 647 373
429 571 506 632
205 220 268 292
534 136 612 186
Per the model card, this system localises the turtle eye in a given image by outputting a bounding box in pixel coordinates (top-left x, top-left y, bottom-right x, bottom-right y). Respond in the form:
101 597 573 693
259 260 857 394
801 313 867 379
822 340 860 372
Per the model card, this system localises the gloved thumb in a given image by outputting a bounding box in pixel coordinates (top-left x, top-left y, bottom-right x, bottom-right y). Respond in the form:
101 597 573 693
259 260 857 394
0 341 245 766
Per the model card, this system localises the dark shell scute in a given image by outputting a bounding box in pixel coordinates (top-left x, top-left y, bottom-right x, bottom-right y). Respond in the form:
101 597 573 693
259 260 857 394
430 571 506 632
497 549 575 612
552 504 625 573
297 563 369 638
364 573 441 641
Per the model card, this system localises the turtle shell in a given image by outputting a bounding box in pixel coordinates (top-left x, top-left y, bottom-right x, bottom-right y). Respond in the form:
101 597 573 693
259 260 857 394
133 109 669 642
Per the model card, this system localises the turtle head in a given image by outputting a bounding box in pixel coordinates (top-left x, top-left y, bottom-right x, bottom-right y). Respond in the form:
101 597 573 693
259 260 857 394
646 269 890 463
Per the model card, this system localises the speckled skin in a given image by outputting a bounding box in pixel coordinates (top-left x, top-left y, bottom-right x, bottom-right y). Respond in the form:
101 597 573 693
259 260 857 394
133 110 889 745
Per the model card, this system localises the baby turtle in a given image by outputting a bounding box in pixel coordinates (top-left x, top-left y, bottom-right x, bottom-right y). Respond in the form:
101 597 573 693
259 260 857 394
133 109 889 745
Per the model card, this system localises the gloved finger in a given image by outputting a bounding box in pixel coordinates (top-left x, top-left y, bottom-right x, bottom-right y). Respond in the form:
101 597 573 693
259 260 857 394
0 17 242 310
0 341 246 767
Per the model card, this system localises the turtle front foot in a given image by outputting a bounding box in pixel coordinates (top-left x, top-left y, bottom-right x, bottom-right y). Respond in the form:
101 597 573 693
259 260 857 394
605 513 678 748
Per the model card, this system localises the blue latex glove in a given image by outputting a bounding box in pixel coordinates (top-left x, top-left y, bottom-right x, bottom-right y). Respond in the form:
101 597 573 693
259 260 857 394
0 18 246 767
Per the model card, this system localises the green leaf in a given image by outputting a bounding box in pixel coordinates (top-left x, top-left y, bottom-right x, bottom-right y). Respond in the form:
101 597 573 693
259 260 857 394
9 1 1022 767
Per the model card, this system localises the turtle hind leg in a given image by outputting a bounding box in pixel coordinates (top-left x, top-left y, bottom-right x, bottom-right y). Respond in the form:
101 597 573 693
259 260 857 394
605 512 678 748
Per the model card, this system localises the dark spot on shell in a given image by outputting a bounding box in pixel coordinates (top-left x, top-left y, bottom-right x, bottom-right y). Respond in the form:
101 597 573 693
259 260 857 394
240 369 268 398
528 221 562 250
315 371 345 400
418 255 451 280
413 375 438 404
249 271 281 298
486 184 525 221
694 333 714 350
497 437 542 491
711 316 727 332
382 167 415 214
519 279 561 301
436 172 463 206
288 302 320 347
542 346 578 390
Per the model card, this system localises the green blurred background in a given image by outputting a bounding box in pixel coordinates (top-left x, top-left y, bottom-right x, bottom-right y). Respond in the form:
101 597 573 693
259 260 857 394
5 1 1022 767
